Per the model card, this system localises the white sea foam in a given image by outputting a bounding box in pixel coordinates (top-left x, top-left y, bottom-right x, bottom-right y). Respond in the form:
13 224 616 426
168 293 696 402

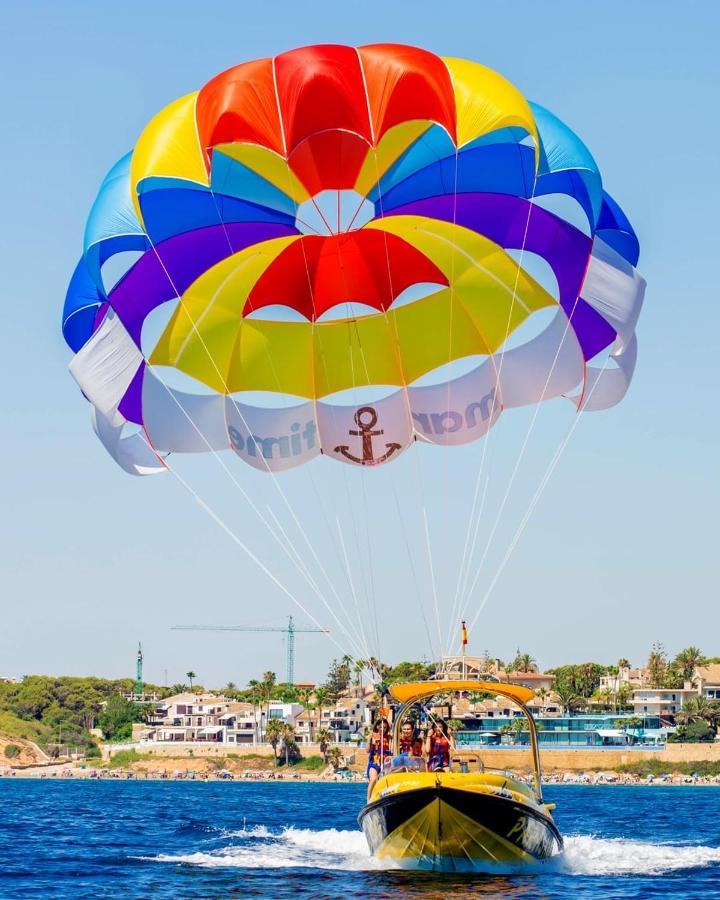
144 827 720 876
148 827 379 871
561 835 720 876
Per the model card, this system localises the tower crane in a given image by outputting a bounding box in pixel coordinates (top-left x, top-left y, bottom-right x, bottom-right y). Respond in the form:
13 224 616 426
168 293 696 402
171 616 329 684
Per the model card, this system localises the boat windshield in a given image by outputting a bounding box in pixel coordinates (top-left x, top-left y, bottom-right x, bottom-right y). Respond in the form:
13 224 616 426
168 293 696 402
388 754 427 775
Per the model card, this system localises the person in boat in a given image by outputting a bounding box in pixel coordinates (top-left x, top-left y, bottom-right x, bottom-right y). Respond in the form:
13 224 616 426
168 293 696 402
392 721 425 770
366 717 392 795
426 720 451 771
399 721 424 757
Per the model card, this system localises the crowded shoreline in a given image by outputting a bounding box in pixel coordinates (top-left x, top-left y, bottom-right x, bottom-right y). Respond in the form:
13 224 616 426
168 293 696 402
4 763 720 786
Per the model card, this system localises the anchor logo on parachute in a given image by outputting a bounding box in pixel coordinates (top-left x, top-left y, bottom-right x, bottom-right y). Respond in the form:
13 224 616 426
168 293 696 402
334 407 401 466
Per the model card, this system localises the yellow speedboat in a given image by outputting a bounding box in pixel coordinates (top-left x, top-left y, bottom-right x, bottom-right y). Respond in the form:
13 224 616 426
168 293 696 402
358 679 562 871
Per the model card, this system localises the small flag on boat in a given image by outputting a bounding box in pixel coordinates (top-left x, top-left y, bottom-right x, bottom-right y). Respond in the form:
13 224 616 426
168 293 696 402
461 620 468 648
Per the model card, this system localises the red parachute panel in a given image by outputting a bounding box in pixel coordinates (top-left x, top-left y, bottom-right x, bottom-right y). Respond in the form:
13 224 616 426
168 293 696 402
274 44 372 153
359 44 457 143
196 57 284 160
245 231 448 320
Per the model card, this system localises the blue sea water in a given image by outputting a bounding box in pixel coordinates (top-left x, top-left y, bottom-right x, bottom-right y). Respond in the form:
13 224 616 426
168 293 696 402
2 781 720 898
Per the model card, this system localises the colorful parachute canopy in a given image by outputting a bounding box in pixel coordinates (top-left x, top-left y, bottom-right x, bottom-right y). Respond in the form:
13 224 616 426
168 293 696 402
63 43 645 475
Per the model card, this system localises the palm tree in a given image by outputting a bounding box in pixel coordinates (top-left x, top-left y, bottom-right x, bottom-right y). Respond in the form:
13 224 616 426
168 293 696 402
616 683 632 711
314 686 330 728
171 683 188 695
518 653 537 673
341 654 354 671
297 688 316 743
186 671 197 690
593 688 613 710
535 687 550 712
353 659 366 696
260 671 277 735
373 680 390 713
511 717 527 744
316 727 333 763
367 657 381 681
555 684 582 715
673 647 707 683
281 723 297 766
224 681 237 695
246 679 263 742
676 697 720 729
265 718 284 765
508 651 536 673
617 658 631 671
327 746 344 770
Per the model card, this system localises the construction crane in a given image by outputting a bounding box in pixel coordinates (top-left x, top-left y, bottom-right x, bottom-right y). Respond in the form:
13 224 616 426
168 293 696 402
135 642 143 698
171 616 329 685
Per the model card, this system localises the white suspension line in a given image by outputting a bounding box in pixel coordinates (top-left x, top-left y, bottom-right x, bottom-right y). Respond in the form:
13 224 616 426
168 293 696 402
335 516 375 664
467 354 613 632
457 295 584 625
422 507 443 665
147 441 356 661
265 504 368 661
141 352 364 656
297 458 375 661
342 306 385 659
200 190 367 648
368 143 446 663
439 143 460 655
387 472 442 664
143 239 364 655
444 470 491 656
449 161 539 642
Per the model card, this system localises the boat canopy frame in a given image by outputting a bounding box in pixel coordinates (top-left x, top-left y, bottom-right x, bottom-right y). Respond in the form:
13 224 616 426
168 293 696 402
388 680 544 802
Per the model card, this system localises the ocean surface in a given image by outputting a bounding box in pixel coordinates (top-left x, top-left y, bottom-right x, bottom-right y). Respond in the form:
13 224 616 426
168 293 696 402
3 781 720 898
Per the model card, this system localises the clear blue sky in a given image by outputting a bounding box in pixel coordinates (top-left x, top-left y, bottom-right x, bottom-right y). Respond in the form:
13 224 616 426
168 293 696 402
2 2 718 688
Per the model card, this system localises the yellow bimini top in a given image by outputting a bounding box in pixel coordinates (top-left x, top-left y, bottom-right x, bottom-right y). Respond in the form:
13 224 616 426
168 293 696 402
389 680 534 706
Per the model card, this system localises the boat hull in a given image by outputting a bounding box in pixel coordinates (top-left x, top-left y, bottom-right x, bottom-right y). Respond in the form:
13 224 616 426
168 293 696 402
358 781 562 871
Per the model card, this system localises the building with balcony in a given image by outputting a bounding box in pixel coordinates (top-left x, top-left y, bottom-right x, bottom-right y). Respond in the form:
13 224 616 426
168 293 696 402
136 693 259 744
632 687 697 720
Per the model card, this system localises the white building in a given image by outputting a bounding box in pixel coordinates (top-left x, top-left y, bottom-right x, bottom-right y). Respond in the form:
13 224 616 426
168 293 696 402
632 687 697 720
294 697 370 743
137 693 267 745
599 666 645 693
693 664 720 701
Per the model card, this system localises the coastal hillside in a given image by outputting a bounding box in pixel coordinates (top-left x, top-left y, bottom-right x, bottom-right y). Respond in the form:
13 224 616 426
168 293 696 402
0 711 49 766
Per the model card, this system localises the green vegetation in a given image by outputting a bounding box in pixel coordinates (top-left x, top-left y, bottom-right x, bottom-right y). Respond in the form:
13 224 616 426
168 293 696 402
644 643 712 689
508 651 537 673
0 676 169 756
384 661 436 684
0 709 52 746
668 721 715 743
98 695 152 741
224 752 267 761
4 744 21 759
107 749 142 768
546 663 607 699
327 746 344 769
292 754 324 771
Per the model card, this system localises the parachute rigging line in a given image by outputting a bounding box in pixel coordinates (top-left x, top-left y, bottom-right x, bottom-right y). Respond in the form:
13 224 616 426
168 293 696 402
144 235 371 660
467 351 614 633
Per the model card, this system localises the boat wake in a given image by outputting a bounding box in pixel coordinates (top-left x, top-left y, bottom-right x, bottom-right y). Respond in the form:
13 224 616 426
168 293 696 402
144 826 720 876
